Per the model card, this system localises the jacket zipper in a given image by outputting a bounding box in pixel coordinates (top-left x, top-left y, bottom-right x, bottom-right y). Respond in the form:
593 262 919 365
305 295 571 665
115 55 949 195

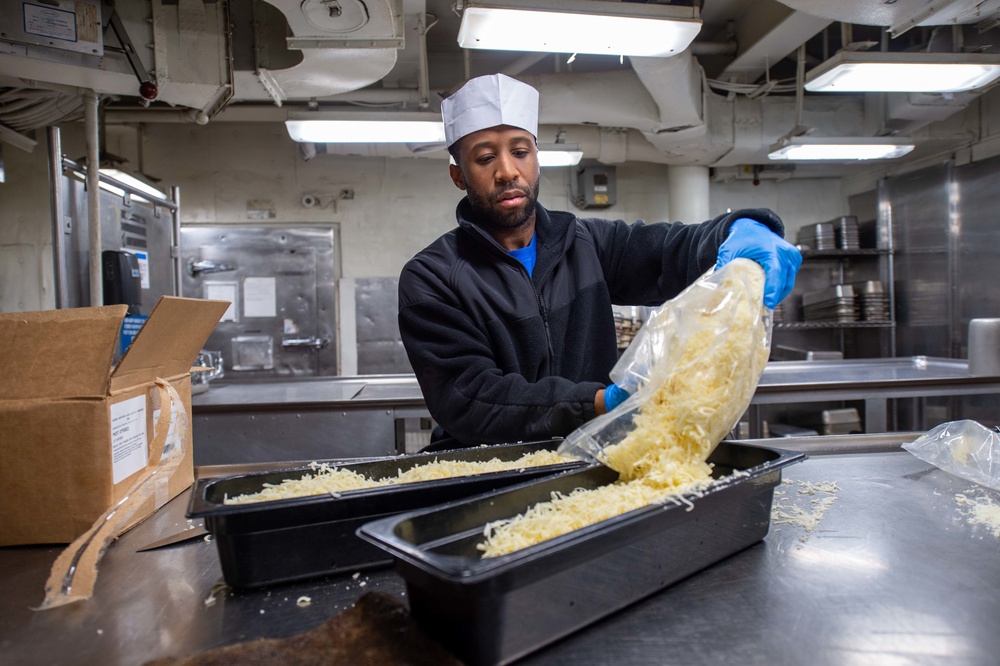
465 219 556 364
526 270 554 362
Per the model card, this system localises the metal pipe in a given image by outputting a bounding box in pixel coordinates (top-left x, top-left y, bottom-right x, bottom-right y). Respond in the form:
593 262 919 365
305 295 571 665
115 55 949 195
667 165 709 224
84 89 102 307
46 126 69 309
795 44 805 130
417 14 430 108
171 186 182 297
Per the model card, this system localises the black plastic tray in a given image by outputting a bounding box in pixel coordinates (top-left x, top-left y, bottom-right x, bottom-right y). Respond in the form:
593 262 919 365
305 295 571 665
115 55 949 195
357 441 805 665
187 440 581 589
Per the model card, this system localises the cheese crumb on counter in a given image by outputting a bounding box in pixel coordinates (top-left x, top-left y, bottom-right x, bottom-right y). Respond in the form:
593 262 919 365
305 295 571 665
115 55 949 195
223 450 569 505
955 492 1000 538
771 479 841 541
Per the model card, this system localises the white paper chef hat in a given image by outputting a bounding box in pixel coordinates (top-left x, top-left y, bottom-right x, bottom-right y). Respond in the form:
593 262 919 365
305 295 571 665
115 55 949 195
442 74 539 148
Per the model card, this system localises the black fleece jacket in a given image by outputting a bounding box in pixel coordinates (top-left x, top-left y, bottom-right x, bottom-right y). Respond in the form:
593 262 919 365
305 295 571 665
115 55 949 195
397 200 784 447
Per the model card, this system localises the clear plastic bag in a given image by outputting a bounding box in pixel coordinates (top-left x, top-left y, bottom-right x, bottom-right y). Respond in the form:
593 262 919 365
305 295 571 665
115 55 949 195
902 419 1000 491
559 259 772 476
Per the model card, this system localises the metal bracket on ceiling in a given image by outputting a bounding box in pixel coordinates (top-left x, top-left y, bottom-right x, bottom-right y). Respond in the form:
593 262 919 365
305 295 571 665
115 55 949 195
257 69 285 107
105 9 158 103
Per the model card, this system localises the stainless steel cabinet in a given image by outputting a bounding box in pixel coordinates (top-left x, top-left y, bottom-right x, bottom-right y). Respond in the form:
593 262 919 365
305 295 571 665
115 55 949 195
180 226 339 379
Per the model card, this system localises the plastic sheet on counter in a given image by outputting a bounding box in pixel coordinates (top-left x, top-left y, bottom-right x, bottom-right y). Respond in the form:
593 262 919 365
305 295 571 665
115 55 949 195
902 419 1000 491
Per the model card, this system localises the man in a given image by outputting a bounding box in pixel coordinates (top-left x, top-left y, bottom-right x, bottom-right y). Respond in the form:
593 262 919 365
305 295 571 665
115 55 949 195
398 74 801 449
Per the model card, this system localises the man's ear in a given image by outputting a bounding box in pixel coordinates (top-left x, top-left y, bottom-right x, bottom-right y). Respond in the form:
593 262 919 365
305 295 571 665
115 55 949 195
449 163 466 191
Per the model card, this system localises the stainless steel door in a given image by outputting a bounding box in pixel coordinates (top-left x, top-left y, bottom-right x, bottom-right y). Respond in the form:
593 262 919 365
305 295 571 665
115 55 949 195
180 226 338 379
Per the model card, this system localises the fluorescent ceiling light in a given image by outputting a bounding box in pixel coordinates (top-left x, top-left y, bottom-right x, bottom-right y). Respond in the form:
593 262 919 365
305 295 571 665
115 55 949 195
538 144 583 167
99 168 168 201
286 118 446 144
457 0 701 57
768 137 915 161
805 51 1000 93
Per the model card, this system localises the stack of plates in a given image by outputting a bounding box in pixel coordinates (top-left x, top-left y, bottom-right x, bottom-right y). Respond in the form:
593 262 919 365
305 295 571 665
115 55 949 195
772 302 785 322
802 284 857 322
854 280 889 321
796 222 836 250
833 216 860 250
614 312 642 350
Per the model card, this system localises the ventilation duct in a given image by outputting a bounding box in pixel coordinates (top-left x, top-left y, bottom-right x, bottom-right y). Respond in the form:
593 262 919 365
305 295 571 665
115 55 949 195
0 0 406 116
0 0 233 115
232 0 405 104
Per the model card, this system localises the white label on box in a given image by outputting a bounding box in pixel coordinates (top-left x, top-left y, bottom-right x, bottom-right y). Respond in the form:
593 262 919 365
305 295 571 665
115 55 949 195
110 395 148 484
243 277 277 318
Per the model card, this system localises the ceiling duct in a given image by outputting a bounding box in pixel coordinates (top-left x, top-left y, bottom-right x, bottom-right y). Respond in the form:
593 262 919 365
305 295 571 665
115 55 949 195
233 0 406 104
0 0 406 117
774 0 1000 36
0 0 233 115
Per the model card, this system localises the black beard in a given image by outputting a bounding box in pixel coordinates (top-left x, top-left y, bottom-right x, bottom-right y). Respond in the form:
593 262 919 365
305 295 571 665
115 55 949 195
465 180 540 234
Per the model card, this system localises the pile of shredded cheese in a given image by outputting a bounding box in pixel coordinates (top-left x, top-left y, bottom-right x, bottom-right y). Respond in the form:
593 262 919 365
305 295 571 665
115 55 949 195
955 492 1000 538
223 450 568 505
479 259 769 557
771 479 841 541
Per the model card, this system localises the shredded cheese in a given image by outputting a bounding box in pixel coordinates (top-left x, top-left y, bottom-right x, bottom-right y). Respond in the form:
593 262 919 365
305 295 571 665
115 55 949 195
222 450 569 505
955 493 1000 538
770 478 841 541
479 260 769 557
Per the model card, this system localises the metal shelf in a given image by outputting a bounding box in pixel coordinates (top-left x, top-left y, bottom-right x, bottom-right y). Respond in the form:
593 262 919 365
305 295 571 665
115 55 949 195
775 321 895 330
799 248 890 259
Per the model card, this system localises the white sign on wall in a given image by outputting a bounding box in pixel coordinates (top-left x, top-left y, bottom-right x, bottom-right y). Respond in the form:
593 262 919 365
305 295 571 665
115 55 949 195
243 277 277 318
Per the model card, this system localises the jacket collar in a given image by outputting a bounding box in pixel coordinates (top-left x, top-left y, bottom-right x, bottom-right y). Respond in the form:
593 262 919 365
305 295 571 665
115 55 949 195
455 198 574 251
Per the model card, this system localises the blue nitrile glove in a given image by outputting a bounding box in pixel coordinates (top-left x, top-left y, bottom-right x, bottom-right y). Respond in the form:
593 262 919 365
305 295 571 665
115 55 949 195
716 218 802 309
604 383 630 412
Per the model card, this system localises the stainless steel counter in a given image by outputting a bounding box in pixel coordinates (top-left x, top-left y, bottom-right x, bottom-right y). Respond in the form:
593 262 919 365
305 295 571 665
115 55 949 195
189 375 428 464
190 374 425 410
755 356 1000 434
188 358 1000 463
3 436 999 665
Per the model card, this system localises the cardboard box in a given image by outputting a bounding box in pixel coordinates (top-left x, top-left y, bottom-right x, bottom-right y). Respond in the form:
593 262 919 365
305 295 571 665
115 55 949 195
0 296 228 546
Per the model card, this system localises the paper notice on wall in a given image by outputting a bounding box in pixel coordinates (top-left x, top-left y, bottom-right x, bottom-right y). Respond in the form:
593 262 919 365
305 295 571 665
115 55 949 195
243 277 277 318
23 3 78 42
110 395 148 484
204 282 238 322
133 250 149 289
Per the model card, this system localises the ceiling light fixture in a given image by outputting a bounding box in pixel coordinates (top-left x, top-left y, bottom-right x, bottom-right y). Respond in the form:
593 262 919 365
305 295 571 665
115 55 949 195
456 0 701 57
537 144 583 167
98 169 168 201
285 113 447 144
805 51 1000 93
768 136 915 161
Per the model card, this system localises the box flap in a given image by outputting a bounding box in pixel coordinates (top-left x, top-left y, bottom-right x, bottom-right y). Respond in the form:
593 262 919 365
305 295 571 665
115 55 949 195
0 305 127 400
110 297 229 392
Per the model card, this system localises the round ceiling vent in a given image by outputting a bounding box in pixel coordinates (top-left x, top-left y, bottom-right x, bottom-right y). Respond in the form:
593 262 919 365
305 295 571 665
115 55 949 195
301 0 370 33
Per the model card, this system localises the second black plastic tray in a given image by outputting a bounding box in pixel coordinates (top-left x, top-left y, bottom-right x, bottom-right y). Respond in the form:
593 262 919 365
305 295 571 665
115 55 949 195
188 440 580 589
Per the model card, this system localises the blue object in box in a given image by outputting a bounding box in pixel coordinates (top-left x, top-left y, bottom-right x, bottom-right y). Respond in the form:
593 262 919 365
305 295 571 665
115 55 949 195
120 315 148 356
